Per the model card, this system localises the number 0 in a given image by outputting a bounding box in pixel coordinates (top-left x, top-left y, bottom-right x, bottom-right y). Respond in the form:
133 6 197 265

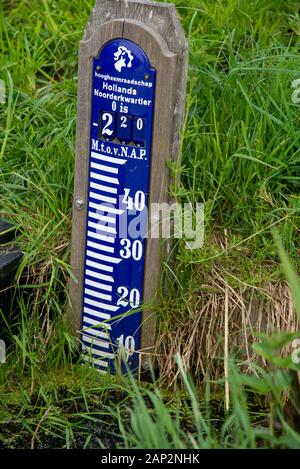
137 118 143 131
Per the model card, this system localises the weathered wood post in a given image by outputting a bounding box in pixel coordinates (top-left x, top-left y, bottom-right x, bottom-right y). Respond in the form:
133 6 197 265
70 0 188 373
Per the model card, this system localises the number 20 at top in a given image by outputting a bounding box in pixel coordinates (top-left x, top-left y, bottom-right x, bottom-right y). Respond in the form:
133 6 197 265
100 112 146 146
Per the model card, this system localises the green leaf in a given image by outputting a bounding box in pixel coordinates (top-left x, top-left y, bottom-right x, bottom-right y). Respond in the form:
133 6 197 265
254 331 300 350
235 374 270 394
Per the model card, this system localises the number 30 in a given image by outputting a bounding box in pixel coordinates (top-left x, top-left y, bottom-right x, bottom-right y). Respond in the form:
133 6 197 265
120 239 143 261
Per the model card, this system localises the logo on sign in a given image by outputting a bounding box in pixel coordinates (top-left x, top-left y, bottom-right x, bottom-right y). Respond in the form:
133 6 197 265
114 46 134 72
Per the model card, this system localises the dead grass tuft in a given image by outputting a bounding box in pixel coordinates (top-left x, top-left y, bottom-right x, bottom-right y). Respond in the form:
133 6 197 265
156 272 298 387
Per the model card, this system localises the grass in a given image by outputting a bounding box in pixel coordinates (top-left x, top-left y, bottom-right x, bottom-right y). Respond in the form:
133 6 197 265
0 0 299 449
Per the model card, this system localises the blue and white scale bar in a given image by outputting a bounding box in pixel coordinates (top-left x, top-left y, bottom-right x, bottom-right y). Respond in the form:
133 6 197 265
81 149 124 374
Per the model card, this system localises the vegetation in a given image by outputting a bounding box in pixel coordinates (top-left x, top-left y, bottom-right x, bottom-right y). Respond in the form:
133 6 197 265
0 0 299 449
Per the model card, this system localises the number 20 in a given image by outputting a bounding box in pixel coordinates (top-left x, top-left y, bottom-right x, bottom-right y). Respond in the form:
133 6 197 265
117 287 140 308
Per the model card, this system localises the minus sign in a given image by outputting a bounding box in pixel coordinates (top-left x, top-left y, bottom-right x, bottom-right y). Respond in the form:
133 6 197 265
93 123 99 127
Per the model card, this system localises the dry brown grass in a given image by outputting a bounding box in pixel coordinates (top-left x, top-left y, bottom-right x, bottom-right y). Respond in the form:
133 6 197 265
156 271 298 387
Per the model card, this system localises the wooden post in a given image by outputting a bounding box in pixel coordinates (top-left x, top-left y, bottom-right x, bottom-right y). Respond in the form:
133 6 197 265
70 0 188 372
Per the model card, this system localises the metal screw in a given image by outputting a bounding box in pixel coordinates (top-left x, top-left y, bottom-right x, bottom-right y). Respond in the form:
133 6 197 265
74 197 84 210
144 73 150 81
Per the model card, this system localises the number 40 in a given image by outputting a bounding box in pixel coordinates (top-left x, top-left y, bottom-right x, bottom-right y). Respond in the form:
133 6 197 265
122 189 145 212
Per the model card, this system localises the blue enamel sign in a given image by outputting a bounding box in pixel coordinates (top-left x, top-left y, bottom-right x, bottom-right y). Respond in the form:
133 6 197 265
81 39 156 373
